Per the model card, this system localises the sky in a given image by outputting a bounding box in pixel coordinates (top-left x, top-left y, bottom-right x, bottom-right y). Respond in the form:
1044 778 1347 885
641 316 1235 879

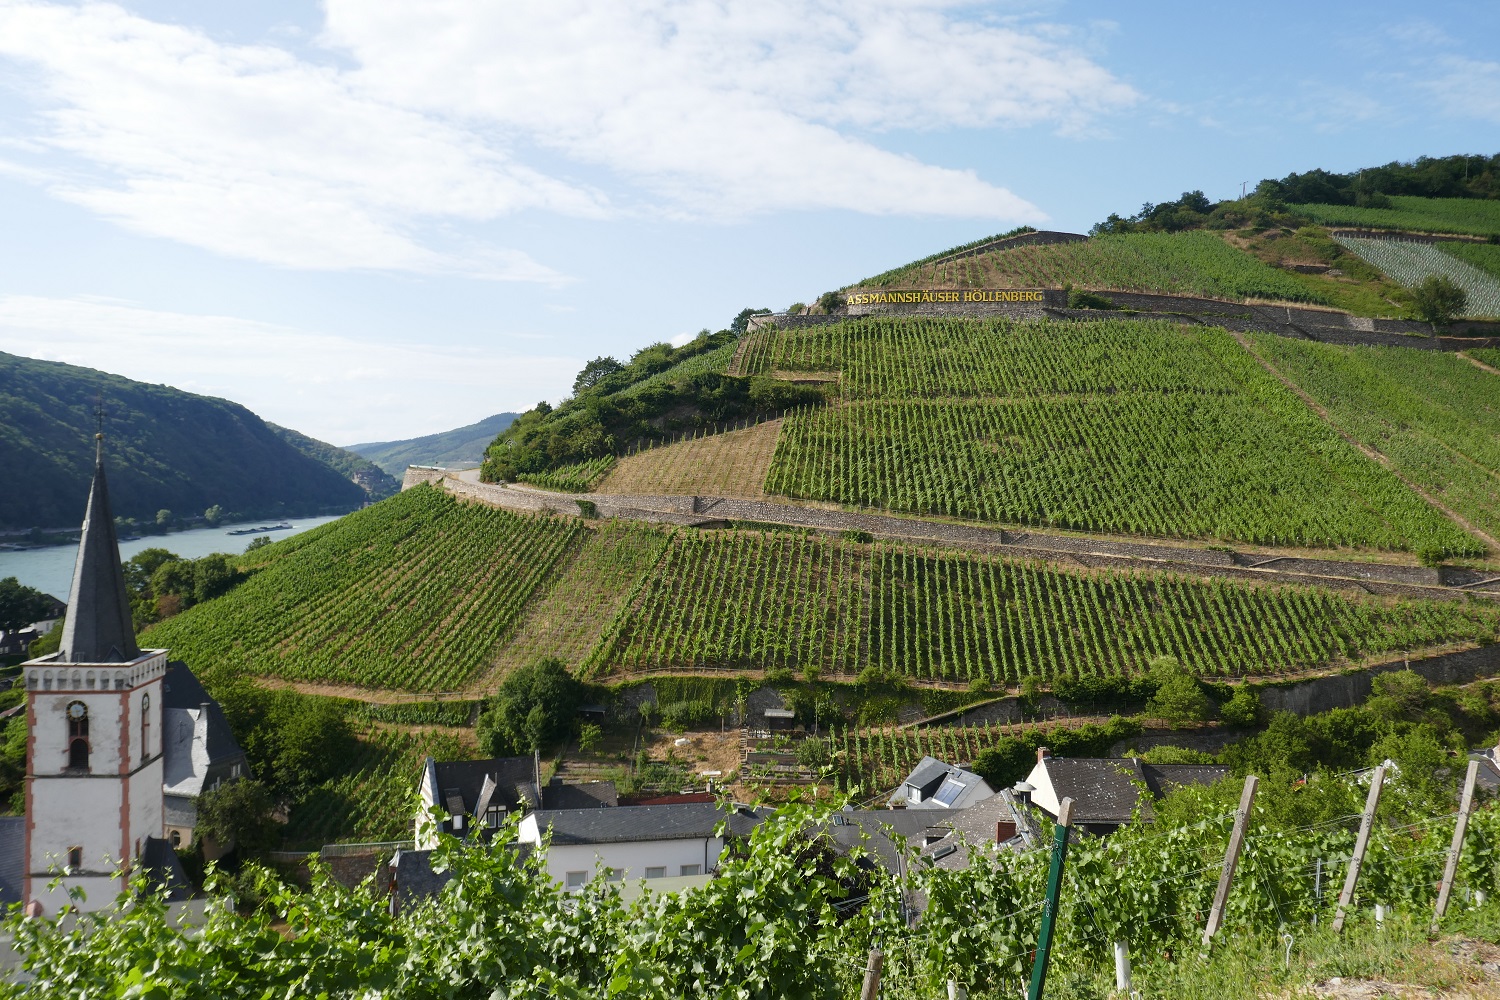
0 1 1495 445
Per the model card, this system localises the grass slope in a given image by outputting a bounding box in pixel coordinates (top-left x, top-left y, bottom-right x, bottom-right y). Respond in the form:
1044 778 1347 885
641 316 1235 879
1292 196 1500 238
1249 337 1500 548
748 318 1478 554
145 486 584 691
347 412 520 477
857 231 1329 304
595 419 782 497
0 351 369 531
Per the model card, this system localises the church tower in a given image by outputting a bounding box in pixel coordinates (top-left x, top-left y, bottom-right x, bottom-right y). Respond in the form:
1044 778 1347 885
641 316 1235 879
19 437 166 912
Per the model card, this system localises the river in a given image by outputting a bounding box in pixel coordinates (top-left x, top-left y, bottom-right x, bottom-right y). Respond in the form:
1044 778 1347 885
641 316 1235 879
0 515 348 600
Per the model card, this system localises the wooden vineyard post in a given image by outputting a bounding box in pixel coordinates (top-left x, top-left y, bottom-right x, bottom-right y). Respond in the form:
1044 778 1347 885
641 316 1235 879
1333 763 1387 934
1433 759 1481 931
1202 774 1258 948
859 948 882 1000
1027 797 1074 1000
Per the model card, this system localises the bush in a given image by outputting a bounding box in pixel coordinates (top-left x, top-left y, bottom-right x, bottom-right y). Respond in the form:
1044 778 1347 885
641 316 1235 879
477 657 582 755
1067 289 1118 310
796 738 831 770
1143 656 1214 724
1219 686 1262 728
195 779 279 857
1410 274 1468 327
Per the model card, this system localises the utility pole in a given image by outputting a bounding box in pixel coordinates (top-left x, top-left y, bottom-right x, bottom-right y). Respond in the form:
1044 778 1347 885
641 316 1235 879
1333 764 1387 933
1027 797 1074 1000
1203 775 1259 947
1433 760 1481 931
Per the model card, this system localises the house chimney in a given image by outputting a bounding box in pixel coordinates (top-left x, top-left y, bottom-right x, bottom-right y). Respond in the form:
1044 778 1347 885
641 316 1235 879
1036 747 1050 764
995 820 1017 843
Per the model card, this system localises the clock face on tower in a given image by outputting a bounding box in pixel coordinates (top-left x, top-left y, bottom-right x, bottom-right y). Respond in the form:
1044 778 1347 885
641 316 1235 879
68 703 86 720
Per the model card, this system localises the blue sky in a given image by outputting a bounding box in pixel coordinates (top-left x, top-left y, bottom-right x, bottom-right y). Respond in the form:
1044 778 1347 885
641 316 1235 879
0 0 1495 444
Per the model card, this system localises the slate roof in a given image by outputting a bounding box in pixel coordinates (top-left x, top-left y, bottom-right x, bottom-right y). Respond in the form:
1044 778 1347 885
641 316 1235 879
527 802 767 846
161 661 249 799
544 780 618 810
140 837 191 901
430 757 537 815
58 449 140 664
889 755 994 810
823 809 942 874
391 849 452 907
1040 758 1229 825
0 817 23 905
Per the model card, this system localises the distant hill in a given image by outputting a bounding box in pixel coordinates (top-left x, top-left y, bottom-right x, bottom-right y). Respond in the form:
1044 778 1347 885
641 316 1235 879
267 424 399 501
0 351 369 531
346 413 520 476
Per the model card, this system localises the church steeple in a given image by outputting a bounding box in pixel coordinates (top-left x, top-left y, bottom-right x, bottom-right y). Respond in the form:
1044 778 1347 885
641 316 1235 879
58 434 139 664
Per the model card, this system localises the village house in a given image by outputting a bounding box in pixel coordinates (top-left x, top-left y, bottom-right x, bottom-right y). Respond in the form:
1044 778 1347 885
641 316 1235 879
1018 748 1229 836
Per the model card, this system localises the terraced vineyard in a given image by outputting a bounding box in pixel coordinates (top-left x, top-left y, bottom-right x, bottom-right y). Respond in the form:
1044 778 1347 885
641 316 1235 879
1292 197 1500 238
1470 348 1500 369
145 485 585 691
862 231 1328 304
1249 336 1500 547
1440 241 1500 282
516 455 616 492
589 530 1499 684
284 724 472 847
753 319 1479 554
1333 236 1500 316
485 520 671 682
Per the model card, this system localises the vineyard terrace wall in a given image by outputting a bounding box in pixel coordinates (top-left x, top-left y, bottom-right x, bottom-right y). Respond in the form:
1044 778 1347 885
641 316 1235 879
410 473 1500 603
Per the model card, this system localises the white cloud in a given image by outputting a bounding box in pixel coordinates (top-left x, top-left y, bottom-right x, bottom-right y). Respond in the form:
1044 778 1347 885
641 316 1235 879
0 1 1141 272
1424 56 1500 125
0 295 577 442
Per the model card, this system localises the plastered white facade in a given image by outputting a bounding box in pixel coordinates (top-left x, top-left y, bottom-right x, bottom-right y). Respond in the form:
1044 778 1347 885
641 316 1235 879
516 815 725 889
23 650 166 912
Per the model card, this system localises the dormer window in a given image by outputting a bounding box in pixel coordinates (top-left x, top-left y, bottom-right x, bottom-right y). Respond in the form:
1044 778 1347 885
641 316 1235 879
66 702 89 771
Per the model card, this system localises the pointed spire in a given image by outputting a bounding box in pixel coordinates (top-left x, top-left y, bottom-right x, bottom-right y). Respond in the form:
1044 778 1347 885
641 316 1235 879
58 434 139 664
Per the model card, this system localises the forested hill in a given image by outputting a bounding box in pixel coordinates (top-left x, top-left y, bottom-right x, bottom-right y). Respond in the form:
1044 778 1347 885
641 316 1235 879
0 351 369 531
346 412 520 476
267 423 399 501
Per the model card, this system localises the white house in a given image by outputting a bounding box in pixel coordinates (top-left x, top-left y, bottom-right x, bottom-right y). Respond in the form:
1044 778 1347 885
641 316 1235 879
517 802 766 891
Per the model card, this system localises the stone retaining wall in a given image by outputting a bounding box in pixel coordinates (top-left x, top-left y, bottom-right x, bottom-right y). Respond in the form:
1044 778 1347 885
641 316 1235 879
419 475 1499 602
1259 644 1500 716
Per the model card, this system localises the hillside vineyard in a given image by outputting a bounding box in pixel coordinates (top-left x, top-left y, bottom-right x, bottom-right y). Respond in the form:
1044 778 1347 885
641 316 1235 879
749 318 1480 554
145 487 1500 692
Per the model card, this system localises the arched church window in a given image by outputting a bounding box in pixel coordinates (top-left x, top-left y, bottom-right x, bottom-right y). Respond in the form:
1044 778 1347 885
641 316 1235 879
140 693 150 760
66 702 89 771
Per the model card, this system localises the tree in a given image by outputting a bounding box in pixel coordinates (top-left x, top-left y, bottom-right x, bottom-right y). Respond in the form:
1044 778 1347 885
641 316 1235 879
155 509 173 528
203 504 224 526
577 723 603 753
1220 686 1262 728
730 307 771 336
195 779 279 857
1143 656 1213 724
192 553 237 603
245 535 272 552
476 657 582 756
572 356 625 396
1410 274 1468 327
0 577 51 633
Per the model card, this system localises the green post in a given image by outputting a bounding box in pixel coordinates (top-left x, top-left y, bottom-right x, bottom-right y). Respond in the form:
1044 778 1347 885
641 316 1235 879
1027 797 1074 1000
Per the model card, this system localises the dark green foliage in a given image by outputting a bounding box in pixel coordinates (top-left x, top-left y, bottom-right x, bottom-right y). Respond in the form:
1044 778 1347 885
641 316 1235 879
265 423 399 501
477 657 582 755
1143 656 1215 724
0 577 52 632
1219 685 1262 728
481 327 824 483
1053 674 1157 712
1265 154 1500 205
1410 274 1469 326
0 686 27 811
215 685 356 799
573 357 626 395
195 779 279 857
0 351 368 531
729 308 772 336
1067 289 1118 310
346 412 521 477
